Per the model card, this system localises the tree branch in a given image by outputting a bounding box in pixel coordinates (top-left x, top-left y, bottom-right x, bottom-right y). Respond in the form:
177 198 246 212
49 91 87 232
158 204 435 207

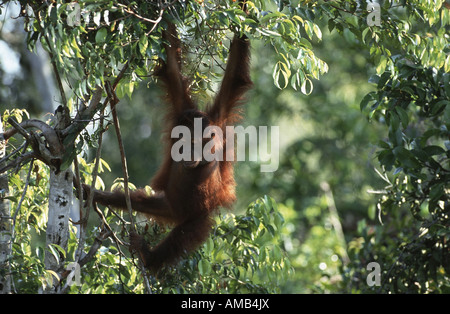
60 87 104 140
1 118 64 171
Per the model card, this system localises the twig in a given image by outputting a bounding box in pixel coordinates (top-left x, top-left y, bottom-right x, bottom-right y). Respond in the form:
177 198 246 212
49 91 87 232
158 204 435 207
61 87 104 140
0 142 27 166
146 0 179 35
74 108 107 265
106 65 153 294
115 3 161 24
0 152 35 174
93 205 126 247
58 230 111 294
106 205 129 226
72 156 84 224
65 60 131 290
106 82 135 230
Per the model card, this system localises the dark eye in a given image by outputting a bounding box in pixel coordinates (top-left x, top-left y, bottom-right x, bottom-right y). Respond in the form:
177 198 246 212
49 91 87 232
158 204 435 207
211 132 215 138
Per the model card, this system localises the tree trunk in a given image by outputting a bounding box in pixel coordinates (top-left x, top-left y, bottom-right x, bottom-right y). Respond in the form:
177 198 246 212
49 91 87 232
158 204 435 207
41 108 73 294
0 115 12 294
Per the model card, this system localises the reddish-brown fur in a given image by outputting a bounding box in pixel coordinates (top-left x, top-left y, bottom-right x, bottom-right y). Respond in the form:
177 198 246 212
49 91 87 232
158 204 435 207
86 22 252 273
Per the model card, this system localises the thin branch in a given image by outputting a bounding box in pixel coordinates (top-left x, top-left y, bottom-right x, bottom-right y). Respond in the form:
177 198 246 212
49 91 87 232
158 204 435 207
74 107 106 265
2 118 64 172
112 60 131 90
72 157 83 224
61 87 104 140
78 231 111 268
106 82 135 231
0 152 35 174
0 142 27 165
58 229 111 294
93 205 126 247
106 65 153 294
116 3 161 24
3 119 63 156
146 0 179 35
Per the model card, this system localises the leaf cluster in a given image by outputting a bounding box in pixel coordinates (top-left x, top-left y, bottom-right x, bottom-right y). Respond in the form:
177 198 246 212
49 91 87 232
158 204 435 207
132 196 292 294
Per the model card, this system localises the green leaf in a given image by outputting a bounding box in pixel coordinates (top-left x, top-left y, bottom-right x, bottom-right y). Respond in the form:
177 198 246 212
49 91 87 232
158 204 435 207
273 61 291 89
225 9 241 25
304 21 314 39
71 36 83 59
203 237 214 255
266 224 276 237
388 114 401 134
290 71 298 90
49 5 58 23
263 195 273 210
100 158 112 172
327 19 336 32
313 24 322 40
377 140 391 149
360 92 376 111
431 100 449 116
395 107 409 128
256 27 282 37
62 44 72 58
429 183 444 202
47 244 66 264
298 38 312 50
377 149 395 170
300 78 313 95
282 19 296 35
362 27 370 44
274 212 284 230
376 55 387 74
393 147 420 169
259 247 267 262
377 72 391 89
198 259 212 276
423 145 445 156
43 270 59 287
139 35 148 57
271 245 282 262
95 28 107 44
